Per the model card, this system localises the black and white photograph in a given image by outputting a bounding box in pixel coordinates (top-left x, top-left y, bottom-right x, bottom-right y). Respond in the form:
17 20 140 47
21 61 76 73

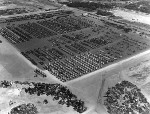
0 0 150 114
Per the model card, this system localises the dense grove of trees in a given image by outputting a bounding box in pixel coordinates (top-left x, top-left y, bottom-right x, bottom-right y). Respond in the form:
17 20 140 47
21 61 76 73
124 1 150 14
97 9 114 16
104 81 150 114
61 1 150 14
0 8 28 16
65 2 117 11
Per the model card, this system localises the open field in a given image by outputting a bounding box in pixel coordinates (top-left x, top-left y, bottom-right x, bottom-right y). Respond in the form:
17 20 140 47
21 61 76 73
112 9 150 25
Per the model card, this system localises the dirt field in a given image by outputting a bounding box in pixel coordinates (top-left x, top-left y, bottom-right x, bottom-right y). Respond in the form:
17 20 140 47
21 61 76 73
112 9 150 25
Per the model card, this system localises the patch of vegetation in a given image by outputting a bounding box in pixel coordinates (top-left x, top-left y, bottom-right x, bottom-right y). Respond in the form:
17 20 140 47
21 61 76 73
24 82 87 113
104 80 150 114
9 103 38 114
63 2 118 11
97 9 114 16
124 1 150 14
0 80 12 88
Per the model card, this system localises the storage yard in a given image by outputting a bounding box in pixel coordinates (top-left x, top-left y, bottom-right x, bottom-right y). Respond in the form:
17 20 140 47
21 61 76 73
1 4 150 114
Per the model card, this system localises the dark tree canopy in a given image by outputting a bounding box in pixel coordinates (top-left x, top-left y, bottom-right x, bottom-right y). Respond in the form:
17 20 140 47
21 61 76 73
104 80 150 114
9 103 38 114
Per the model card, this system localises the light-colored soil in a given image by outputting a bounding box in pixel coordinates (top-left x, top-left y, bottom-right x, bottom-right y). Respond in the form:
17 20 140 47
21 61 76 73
112 9 150 25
